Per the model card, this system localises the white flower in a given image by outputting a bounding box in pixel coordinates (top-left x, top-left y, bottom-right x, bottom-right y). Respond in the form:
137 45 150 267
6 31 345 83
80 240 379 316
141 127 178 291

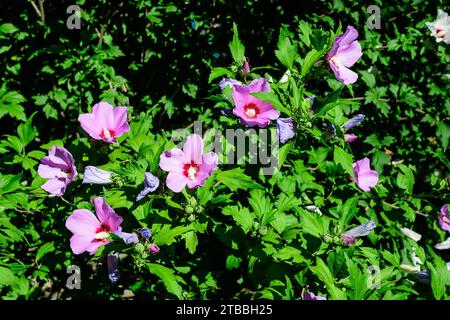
82 166 112 184
426 9 450 44
400 227 422 242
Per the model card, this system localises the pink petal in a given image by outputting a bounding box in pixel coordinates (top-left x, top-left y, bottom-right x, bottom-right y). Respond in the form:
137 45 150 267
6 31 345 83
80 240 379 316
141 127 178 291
38 164 63 179
66 209 101 236
336 65 359 85
166 172 188 192
201 152 219 174
259 108 281 120
78 113 101 139
93 197 123 232
92 102 115 129
69 235 95 255
357 171 379 192
232 88 254 108
112 106 130 137
41 179 67 196
335 41 362 68
183 134 204 164
159 148 184 172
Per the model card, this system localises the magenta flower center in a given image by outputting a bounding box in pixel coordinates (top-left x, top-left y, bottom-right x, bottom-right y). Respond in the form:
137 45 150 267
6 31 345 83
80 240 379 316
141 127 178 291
183 163 199 181
95 224 111 240
244 103 259 119
100 128 115 140
436 28 446 38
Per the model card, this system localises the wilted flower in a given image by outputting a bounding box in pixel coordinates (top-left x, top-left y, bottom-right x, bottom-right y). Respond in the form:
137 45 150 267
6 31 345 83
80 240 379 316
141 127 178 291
327 26 363 85
400 227 422 242
38 146 77 197
140 228 152 240
107 253 120 285
115 231 139 244
302 292 327 300
136 172 160 201
82 166 112 185
426 9 450 44
159 134 218 192
344 134 358 143
219 78 242 90
438 204 450 232
242 57 250 74
343 114 365 132
232 78 280 128
276 118 297 144
324 122 336 139
150 243 160 254
352 157 379 192
435 237 450 250
341 220 376 245
220 109 233 116
78 102 130 143
65 197 123 255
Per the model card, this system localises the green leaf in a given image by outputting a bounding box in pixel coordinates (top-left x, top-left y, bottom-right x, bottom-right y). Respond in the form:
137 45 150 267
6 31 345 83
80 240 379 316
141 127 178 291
310 258 346 300
397 165 415 194
36 242 55 262
299 209 328 238
226 255 242 270
183 231 198 254
0 23 18 34
147 263 183 299
17 112 37 147
153 225 193 246
216 168 262 191
229 23 245 64
333 146 354 177
209 67 234 84
275 36 297 69
301 49 323 77
0 266 17 286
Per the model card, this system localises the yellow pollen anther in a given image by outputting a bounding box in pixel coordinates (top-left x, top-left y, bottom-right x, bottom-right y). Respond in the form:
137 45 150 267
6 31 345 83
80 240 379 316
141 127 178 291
95 231 109 240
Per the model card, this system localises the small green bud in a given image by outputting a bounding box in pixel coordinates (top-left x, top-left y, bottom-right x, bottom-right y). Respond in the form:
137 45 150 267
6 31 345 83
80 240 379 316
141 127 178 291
134 243 145 253
195 205 204 214
188 214 196 222
258 226 268 236
188 197 198 206
185 205 195 214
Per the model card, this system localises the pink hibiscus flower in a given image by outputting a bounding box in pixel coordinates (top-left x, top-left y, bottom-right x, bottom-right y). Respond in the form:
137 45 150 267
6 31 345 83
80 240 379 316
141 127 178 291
78 102 130 143
38 146 77 197
66 197 124 255
352 157 379 192
327 26 363 85
159 134 218 192
231 78 280 128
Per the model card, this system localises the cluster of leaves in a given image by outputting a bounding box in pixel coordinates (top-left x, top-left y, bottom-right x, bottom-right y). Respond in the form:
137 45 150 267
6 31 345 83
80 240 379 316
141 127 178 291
0 0 449 299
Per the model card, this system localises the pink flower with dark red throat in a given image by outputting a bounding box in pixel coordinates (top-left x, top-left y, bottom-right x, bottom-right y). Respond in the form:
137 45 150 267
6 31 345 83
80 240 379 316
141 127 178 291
65 197 123 255
78 102 130 143
159 134 218 193
327 26 362 85
352 157 379 192
438 204 450 233
231 78 280 128
38 146 77 197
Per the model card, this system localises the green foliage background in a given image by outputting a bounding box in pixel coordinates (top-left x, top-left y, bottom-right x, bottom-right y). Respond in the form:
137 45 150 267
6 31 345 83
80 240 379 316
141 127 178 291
0 0 449 299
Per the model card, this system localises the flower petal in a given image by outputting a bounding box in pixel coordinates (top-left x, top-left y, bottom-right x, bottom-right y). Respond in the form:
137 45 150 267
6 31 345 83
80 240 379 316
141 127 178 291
93 197 123 232
166 172 188 193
